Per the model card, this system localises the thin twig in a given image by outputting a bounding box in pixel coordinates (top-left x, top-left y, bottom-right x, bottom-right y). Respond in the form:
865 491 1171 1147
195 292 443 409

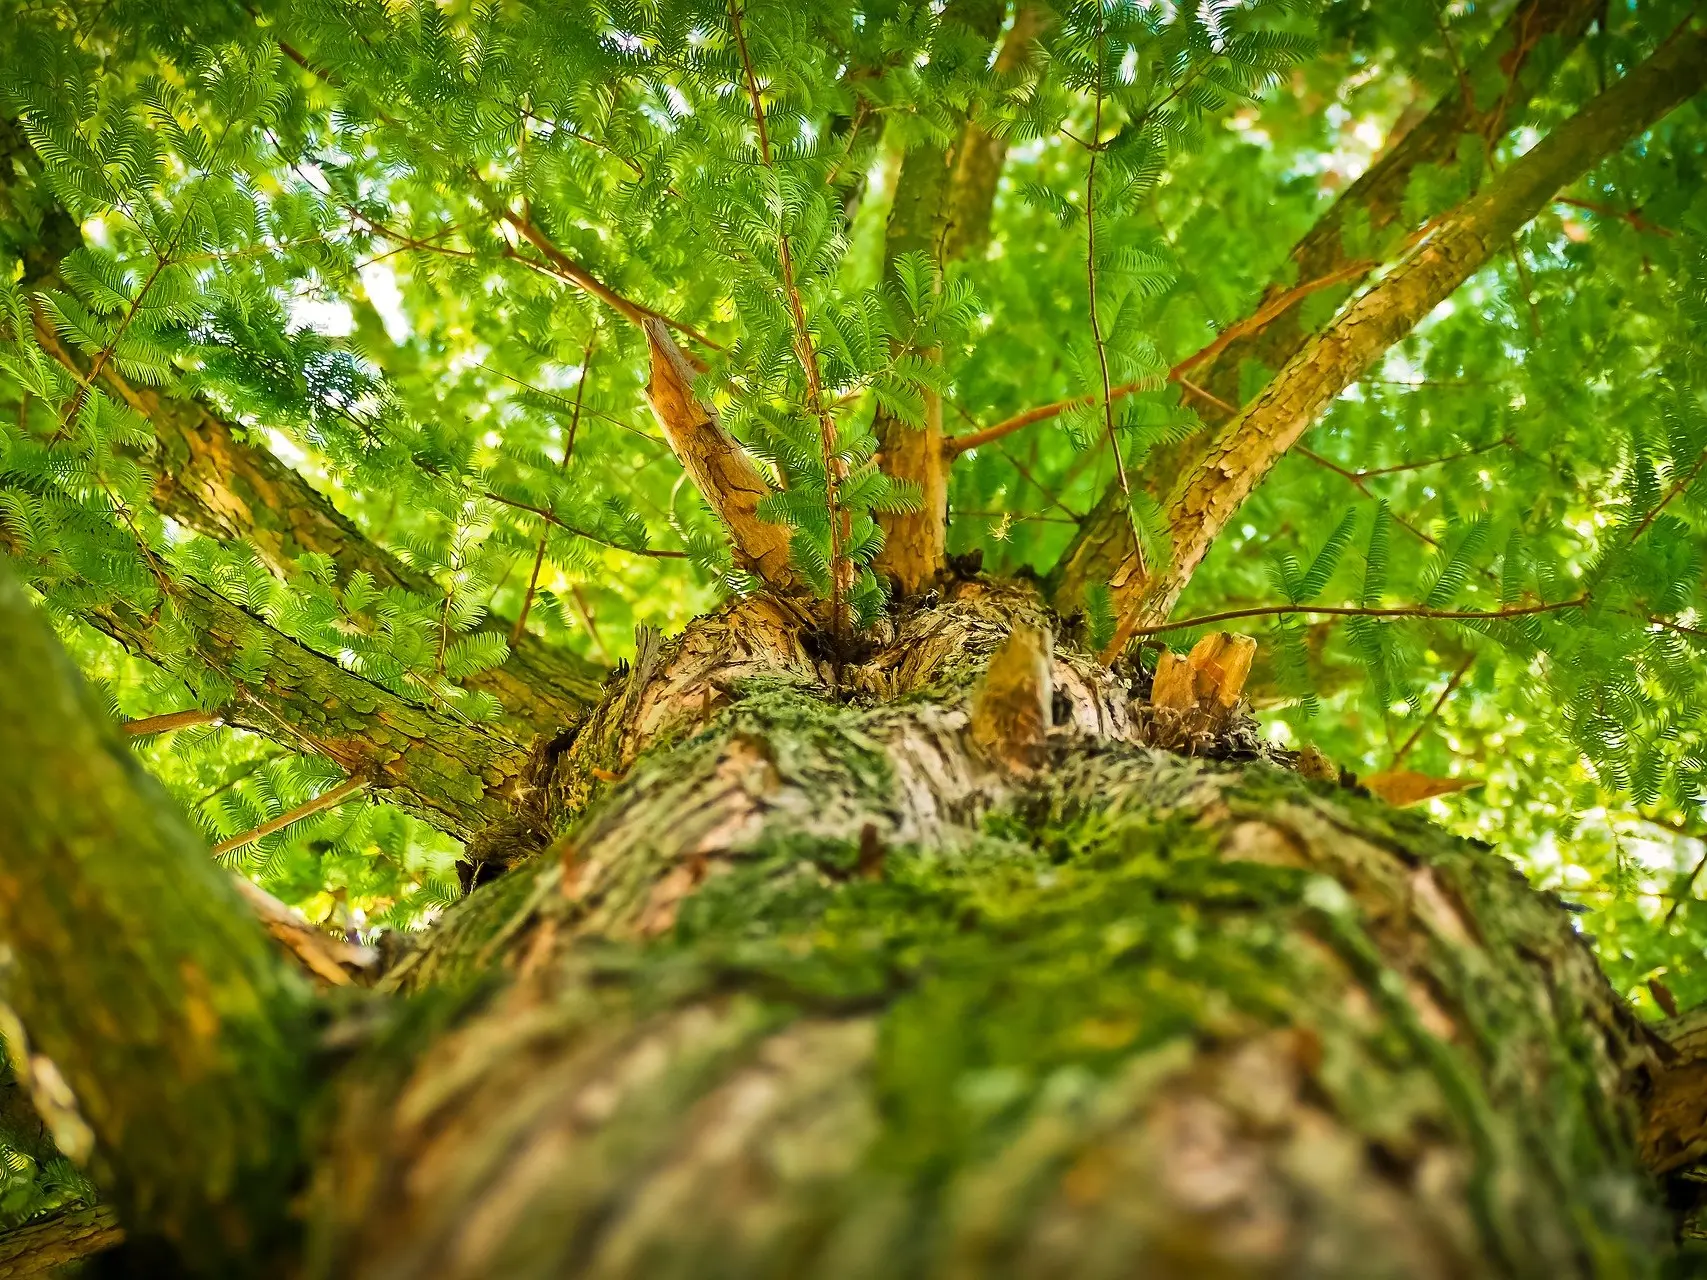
1555 196 1675 238
483 491 688 558
513 336 596 646
1126 595 1587 637
1083 15 1144 584
210 777 369 857
1389 653 1474 768
1665 839 1707 925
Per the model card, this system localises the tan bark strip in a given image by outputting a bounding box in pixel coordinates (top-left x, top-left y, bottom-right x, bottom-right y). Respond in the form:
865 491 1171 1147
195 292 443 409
0 1207 122 1278
1047 0 1604 614
1102 26 1707 657
210 776 370 857
122 707 221 737
641 318 803 593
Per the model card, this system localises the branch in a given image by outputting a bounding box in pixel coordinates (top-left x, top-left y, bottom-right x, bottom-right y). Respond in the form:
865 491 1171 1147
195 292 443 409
730 0 851 628
28 314 603 736
122 707 221 736
1046 0 1604 613
0 1207 122 1277
869 0 1017 593
641 318 802 593
210 776 369 857
1083 24 1145 585
0 562 309 1267
1102 26 1707 656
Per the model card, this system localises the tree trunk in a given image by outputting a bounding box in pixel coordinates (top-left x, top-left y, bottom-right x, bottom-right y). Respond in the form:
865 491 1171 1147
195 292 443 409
4 567 1702 1276
287 582 1678 1280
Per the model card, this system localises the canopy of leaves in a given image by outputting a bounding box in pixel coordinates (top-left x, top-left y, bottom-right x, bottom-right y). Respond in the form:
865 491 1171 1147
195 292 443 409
1 0 1706 1073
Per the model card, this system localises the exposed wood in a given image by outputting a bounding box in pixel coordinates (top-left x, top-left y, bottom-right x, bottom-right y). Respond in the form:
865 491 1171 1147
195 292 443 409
0 1207 122 1278
1101 27 1707 653
1148 632 1256 716
641 318 803 595
1049 0 1605 615
969 622 1054 771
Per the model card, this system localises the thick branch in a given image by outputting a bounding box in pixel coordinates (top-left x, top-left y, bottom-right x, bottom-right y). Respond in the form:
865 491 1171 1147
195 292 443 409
0 1208 122 1278
0 563 309 1267
28 318 602 740
870 0 1008 594
641 318 803 593
1103 25 1707 653
1049 0 1603 613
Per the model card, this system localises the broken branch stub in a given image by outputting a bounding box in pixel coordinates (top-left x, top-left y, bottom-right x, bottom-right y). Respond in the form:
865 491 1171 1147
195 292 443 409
1136 632 1258 754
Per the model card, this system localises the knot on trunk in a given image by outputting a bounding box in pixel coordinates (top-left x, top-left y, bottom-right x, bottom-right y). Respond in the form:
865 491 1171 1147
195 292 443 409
970 623 1053 772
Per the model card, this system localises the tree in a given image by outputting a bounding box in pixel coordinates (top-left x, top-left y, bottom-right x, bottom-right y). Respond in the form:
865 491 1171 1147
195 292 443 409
2 0 1707 1274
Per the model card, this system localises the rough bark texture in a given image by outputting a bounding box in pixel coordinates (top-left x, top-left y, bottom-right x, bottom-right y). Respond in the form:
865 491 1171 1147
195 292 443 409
1103 25 1707 648
0 562 308 1269
870 0 1007 594
285 581 1677 1280
1050 0 1602 615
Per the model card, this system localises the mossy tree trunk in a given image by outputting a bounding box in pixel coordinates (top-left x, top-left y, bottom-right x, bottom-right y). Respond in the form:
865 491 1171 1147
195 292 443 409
11 554 1692 1277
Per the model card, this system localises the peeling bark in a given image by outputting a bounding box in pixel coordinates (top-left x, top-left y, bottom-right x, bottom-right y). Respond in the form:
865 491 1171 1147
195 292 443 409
642 319 804 595
1051 0 1603 615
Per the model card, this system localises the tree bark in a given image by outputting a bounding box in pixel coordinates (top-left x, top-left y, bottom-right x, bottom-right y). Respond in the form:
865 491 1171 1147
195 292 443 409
0 561 308 1270
291 583 1681 1279
1050 0 1603 615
